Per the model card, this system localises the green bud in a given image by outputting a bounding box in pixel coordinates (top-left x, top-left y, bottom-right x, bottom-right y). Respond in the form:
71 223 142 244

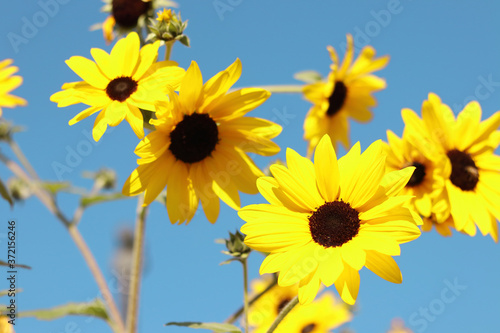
221 230 251 262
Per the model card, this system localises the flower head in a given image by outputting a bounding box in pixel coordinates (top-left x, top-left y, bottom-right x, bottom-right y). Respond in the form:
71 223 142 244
50 32 185 141
239 135 421 305
382 128 451 223
249 277 352 333
0 59 27 118
303 34 389 156
402 93 500 241
122 59 281 224
156 8 174 22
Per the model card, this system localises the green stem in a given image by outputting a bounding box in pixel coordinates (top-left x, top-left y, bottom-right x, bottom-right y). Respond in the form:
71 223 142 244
242 259 249 333
126 195 148 333
225 275 278 324
250 85 304 94
0 152 125 333
8 138 39 181
165 41 174 61
68 225 126 333
265 296 299 333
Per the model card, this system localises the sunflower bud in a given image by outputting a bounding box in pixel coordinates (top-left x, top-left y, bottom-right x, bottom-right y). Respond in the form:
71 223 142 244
8 177 32 201
221 231 251 263
0 121 23 142
146 8 190 47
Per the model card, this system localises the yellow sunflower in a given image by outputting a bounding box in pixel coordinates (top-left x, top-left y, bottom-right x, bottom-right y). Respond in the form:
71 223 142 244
382 129 452 237
0 315 14 333
50 32 185 142
402 93 500 241
302 34 389 156
0 59 27 118
122 59 281 224
249 277 352 333
239 135 421 305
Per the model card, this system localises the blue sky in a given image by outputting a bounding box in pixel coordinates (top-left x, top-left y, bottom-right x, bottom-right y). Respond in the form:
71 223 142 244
1 1 500 332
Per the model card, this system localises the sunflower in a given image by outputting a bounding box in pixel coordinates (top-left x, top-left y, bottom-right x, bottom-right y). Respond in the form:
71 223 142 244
0 59 27 118
382 128 451 233
239 135 421 305
402 93 500 241
122 59 281 224
248 277 352 333
0 315 14 333
302 34 389 156
50 32 185 142
93 0 177 44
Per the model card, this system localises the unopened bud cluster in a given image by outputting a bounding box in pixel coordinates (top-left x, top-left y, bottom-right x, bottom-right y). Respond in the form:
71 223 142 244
146 8 190 46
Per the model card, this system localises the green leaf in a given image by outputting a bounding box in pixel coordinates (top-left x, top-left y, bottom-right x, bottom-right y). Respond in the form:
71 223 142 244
0 178 13 207
179 35 190 47
293 70 323 83
165 322 242 333
19 298 109 321
80 192 128 208
41 181 70 195
0 260 31 270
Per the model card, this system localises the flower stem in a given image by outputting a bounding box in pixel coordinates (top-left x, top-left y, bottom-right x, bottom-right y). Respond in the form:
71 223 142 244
68 225 126 333
165 41 174 61
126 195 148 333
224 275 277 324
242 259 249 333
265 296 299 333
252 85 304 94
0 152 126 333
7 138 39 181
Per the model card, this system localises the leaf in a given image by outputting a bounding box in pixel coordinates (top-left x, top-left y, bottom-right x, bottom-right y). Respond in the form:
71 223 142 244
19 298 109 321
165 322 242 333
0 178 13 207
179 35 190 47
293 70 323 83
80 192 128 208
0 260 31 270
41 181 70 195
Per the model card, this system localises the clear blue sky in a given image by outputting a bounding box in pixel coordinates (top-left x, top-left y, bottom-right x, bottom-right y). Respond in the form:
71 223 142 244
1 1 500 332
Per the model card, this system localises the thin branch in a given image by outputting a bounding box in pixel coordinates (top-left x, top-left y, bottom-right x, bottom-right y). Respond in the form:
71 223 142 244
126 195 148 333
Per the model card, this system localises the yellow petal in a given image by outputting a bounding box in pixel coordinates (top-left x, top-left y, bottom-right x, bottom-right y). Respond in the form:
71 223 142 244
334 264 360 305
364 250 402 283
191 162 220 223
179 61 203 114
110 32 140 77
314 135 340 202
65 56 109 89
208 88 270 120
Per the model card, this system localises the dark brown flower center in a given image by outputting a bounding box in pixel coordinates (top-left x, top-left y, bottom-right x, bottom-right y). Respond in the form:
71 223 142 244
447 149 479 191
406 162 426 187
112 0 151 27
276 297 291 314
106 77 138 102
308 200 360 248
326 81 348 116
169 113 219 164
301 323 316 333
